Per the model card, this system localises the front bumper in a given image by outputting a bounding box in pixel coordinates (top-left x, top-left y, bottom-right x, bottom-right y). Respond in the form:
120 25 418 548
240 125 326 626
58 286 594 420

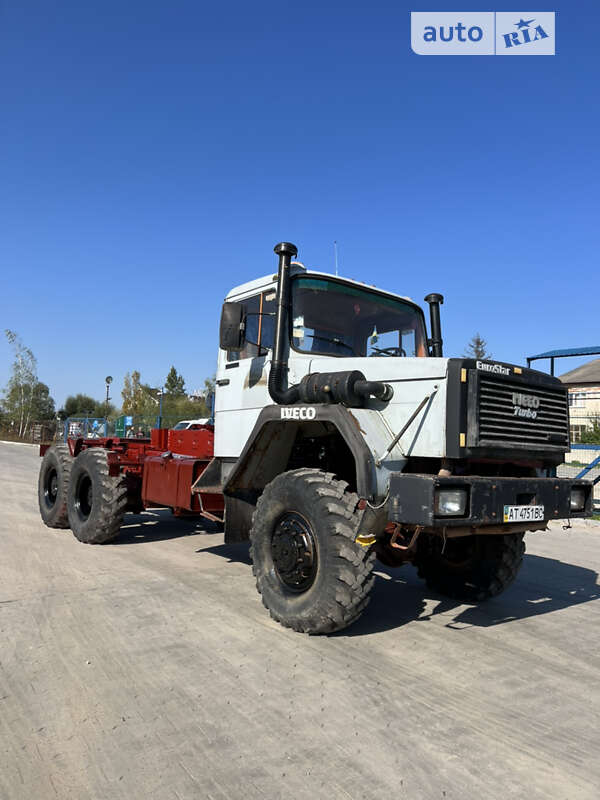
387 474 593 528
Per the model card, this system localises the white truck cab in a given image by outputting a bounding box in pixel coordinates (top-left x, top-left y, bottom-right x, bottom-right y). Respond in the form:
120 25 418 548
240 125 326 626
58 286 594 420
200 241 590 633
215 263 448 496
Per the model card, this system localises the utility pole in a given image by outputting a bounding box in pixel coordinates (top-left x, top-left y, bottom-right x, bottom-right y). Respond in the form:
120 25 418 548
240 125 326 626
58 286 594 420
105 376 112 412
157 387 164 429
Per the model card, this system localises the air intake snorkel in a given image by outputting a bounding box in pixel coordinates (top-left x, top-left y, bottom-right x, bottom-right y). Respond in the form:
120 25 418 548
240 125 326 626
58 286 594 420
268 242 301 404
268 241 393 406
424 293 444 357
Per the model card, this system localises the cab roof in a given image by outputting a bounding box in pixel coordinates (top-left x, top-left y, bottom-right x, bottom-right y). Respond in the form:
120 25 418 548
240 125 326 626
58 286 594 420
226 266 416 305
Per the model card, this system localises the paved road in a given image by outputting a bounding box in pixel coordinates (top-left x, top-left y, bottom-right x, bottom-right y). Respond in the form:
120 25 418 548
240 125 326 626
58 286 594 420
1 441 599 800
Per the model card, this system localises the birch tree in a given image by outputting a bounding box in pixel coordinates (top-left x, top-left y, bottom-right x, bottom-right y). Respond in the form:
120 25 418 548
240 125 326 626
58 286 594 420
3 330 39 436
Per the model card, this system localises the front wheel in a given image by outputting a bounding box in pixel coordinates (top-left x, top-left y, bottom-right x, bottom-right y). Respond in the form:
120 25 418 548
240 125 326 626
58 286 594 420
414 532 525 602
249 469 376 634
67 449 128 544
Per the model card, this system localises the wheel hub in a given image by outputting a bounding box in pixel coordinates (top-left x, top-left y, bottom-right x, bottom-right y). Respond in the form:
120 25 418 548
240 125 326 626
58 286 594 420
75 475 93 520
271 512 317 592
44 468 58 508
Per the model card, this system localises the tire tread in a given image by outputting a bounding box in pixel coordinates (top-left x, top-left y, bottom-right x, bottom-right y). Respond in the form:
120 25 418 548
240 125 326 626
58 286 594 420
415 532 525 602
249 469 375 634
38 444 73 529
68 448 128 544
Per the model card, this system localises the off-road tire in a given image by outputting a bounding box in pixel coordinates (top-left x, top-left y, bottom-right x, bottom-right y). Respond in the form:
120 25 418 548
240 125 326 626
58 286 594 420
414 532 525 602
38 444 73 528
67 448 128 544
249 469 376 634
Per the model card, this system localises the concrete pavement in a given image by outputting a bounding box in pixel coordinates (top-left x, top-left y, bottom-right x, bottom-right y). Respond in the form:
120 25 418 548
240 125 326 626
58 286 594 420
1 441 599 799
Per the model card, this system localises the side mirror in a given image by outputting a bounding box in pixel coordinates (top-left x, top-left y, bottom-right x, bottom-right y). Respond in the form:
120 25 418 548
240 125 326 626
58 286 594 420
219 302 245 350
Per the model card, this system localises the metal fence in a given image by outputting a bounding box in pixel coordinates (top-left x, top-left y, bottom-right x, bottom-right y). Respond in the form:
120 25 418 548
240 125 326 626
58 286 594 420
0 415 204 445
558 444 600 511
62 417 110 441
0 420 59 444
112 415 185 438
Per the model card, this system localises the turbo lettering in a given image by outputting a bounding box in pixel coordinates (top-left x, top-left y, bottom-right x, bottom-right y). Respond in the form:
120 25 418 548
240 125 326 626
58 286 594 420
513 407 538 419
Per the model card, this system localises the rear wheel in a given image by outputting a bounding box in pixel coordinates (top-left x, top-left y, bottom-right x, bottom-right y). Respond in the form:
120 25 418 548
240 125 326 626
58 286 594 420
67 449 128 544
414 532 525 602
38 444 73 528
249 469 376 634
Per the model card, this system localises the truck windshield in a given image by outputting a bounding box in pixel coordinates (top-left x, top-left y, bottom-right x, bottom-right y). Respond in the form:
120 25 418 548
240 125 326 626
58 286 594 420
291 277 428 358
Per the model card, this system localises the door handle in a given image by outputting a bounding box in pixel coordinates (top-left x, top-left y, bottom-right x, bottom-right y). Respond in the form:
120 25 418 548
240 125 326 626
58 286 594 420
216 379 230 386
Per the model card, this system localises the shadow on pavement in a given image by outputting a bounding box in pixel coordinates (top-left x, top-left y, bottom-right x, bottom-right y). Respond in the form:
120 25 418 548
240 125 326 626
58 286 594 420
111 513 600 635
443 553 600 629
199 541 252 565
113 509 222 544
343 554 599 635
113 510 252 564
339 570 429 636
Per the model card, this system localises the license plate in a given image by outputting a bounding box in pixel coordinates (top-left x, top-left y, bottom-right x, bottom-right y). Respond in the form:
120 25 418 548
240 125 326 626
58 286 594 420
503 505 544 523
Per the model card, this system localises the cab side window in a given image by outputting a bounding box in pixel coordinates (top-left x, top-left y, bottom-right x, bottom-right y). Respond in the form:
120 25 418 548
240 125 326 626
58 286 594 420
227 291 276 361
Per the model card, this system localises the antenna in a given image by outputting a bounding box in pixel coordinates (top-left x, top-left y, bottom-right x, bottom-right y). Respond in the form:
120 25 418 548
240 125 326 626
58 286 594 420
334 240 339 276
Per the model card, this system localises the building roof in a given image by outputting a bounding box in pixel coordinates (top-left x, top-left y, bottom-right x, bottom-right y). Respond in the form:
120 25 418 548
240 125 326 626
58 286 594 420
528 346 600 360
559 358 600 386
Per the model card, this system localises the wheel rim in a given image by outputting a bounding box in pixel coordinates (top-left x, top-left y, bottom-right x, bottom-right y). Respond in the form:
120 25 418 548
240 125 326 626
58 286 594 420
271 512 318 593
75 474 93 520
44 467 58 508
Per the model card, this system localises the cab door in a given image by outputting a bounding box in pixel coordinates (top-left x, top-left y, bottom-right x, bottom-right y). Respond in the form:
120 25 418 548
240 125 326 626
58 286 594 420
214 288 277 459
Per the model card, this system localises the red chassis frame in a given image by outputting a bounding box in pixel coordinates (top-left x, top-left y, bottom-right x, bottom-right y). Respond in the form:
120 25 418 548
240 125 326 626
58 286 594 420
41 426 224 521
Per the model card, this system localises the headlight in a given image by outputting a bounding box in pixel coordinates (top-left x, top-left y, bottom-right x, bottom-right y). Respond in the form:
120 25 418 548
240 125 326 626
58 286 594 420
435 488 468 516
570 487 586 512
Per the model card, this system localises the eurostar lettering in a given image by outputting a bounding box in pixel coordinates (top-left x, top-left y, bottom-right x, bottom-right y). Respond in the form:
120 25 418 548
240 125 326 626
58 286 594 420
476 361 511 376
280 407 317 420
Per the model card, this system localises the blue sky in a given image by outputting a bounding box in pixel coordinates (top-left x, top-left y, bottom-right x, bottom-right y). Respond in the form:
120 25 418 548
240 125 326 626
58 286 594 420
1 1 598 408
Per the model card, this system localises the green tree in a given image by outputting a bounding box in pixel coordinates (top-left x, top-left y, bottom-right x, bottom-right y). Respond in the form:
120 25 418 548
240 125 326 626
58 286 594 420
94 400 117 419
58 394 116 420
2 329 39 436
59 394 98 419
122 371 144 415
580 417 600 445
121 371 158 416
165 366 186 396
161 374 214 421
3 380 56 427
464 333 492 360
204 375 215 396
202 375 215 415
30 382 56 421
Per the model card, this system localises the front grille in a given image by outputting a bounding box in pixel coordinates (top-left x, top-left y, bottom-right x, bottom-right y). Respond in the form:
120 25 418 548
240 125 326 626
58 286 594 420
475 375 569 448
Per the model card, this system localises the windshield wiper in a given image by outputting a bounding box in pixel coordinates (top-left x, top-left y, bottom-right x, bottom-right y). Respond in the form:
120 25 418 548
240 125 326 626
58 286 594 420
303 334 355 353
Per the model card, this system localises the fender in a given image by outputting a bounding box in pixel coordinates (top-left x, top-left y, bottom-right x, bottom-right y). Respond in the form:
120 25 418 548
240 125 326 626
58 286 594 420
223 404 377 500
